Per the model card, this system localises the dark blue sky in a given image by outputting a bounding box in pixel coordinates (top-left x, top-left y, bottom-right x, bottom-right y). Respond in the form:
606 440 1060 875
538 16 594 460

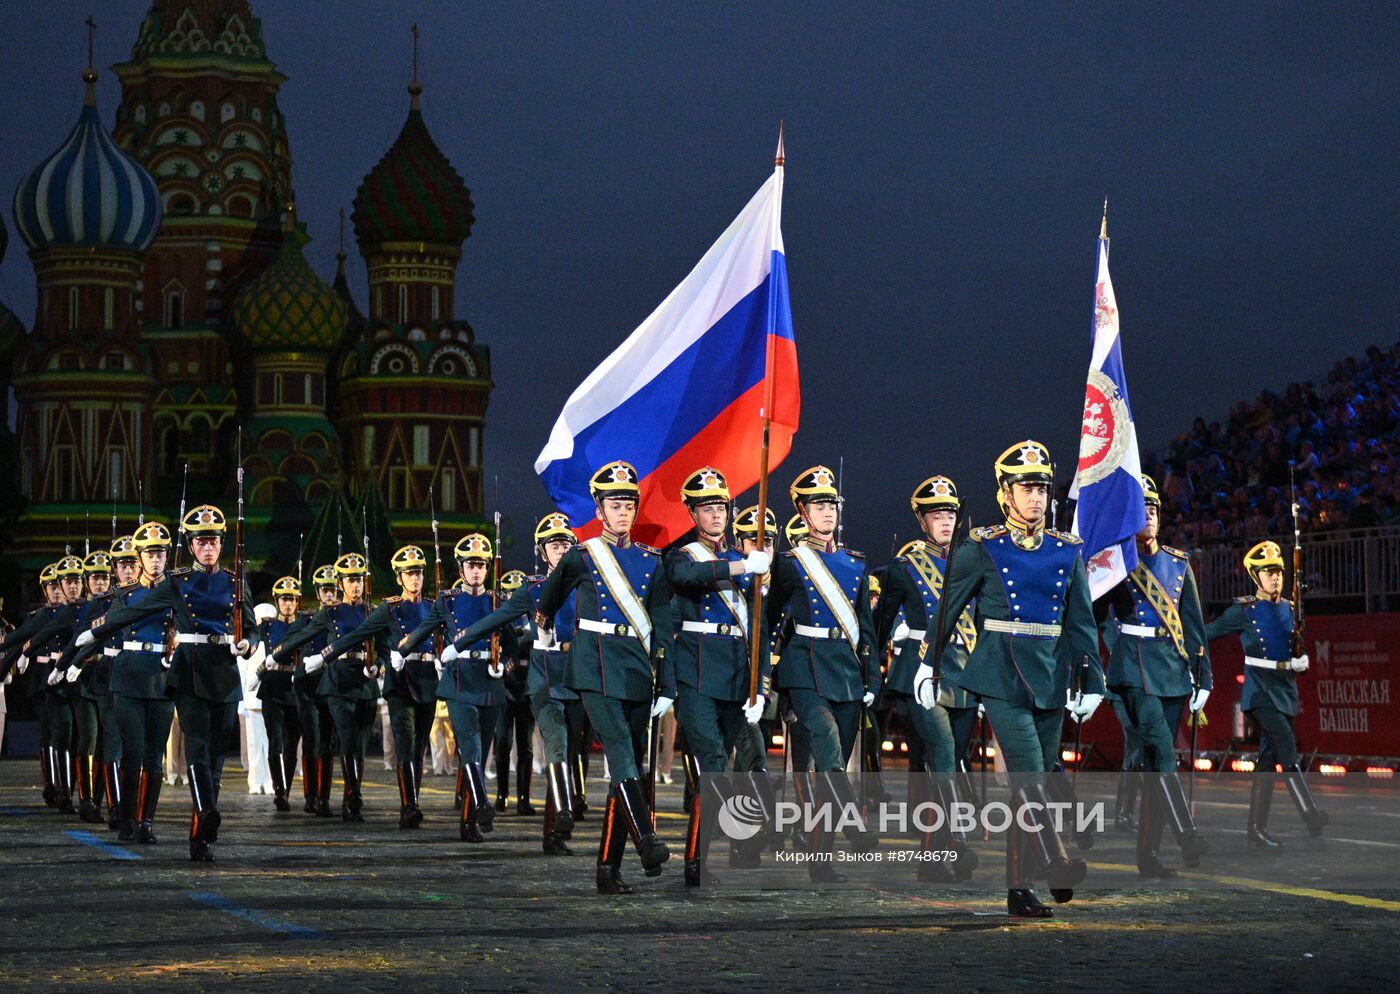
2 2 1396 558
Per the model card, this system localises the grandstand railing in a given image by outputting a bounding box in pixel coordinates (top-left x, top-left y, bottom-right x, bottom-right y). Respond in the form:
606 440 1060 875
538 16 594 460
1192 526 1400 614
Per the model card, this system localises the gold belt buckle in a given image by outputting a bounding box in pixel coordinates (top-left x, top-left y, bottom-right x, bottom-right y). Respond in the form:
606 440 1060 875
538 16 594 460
614 623 629 637
1156 626 1168 638
829 626 843 640
718 623 731 636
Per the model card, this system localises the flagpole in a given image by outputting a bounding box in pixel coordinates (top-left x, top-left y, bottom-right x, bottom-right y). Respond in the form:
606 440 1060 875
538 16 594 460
747 123 784 707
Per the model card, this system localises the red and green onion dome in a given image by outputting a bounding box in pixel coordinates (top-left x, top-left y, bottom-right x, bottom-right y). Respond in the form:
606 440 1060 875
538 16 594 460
233 222 347 352
351 84 474 249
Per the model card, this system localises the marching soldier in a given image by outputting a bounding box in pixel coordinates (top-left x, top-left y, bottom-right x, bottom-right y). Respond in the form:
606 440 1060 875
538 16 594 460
766 466 880 881
492 569 537 815
1204 540 1328 844
77 506 259 862
61 550 116 824
294 565 340 816
929 441 1104 918
93 538 143 828
730 504 780 793
17 557 86 813
324 546 435 829
875 476 979 881
399 534 507 842
0 563 66 805
664 468 772 885
1101 475 1211 876
252 577 305 812
532 461 676 894
271 553 376 823
445 513 583 856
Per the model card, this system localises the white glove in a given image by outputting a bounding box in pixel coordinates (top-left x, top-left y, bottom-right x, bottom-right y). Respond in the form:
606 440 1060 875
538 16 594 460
3 671 11 685
47 667 62 686
651 695 674 719
536 626 559 649
862 691 876 707
435 657 445 677
161 655 172 670
487 660 505 679
441 643 461 665
1190 688 1211 713
390 651 406 671
1066 691 1104 723
65 664 81 683
743 695 766 725
914 662 938 711
75 630 95 648
303 653 324 673
1290 654 1310 673
363 664 378 679
16 654 28 674
231 638 252 659
893 622 910 643
743 550 771 575
247 673 261 694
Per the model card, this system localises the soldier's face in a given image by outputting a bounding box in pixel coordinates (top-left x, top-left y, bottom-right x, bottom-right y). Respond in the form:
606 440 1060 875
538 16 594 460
690 502 729 540
192 536 222 566
140 548 168 581
542 539 572 570
596 497 637 535
115 561 139 585
317 586 340 607
739 535 775 557
1256 567 1284 598
43 583 62 605
461 561 489 589
802 500 839 539
87 575 111 596
921 510 956 545
341 576 364 602
276 595 298 619
60 577 82 601
399 568 424 597
1138 505 1160 541
1006 482 1048 526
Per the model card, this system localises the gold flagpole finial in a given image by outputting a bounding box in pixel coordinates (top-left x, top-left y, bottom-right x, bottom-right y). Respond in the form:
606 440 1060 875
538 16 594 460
775 120 785 168
1100 196 1108 240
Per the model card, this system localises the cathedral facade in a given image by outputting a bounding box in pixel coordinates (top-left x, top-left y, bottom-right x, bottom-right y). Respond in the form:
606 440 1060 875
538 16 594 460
3 1 492 590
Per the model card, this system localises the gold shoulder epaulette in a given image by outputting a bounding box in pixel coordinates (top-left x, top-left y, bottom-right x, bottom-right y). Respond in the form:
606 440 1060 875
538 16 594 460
1048 529 1082 544
1162 545 1189 560
845 548 865 560
169 567 193 578
971 525 1005 543
1235 595 1256 605
382 595 402 605
635 542 660 556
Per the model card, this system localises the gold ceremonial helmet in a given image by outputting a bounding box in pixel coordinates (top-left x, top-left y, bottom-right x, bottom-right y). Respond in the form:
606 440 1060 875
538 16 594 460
39 563 60 586
534 512 576 548
589 460 640 503
897 539 921 558
1142 475 1161 507
1244 540 1285 578
910 475 960 514
454 533 493 563
680 466 730 507
271 576 302 599
868 574 881 597
390 545 427 573
82 551 112 575
312 564 338 588
133 521 172 550
110 535 138 561
784 513 809 547
55 555 85 578
733 505 778 540
334 553 368 578
182 504 227 538
789 465 840 511
501 570 528 593
995 441 1054 489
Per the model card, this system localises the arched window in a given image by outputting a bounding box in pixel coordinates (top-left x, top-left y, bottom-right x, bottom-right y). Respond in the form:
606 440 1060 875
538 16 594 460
166 291 183 329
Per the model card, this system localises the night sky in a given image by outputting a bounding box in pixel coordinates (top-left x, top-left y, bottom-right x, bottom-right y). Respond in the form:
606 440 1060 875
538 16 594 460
1 2 1396 562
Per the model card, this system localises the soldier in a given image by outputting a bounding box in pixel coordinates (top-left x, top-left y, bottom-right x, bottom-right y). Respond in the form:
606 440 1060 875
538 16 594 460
929 441 1104 918
251 577 305 812
59 550 117 824
664 469 772 885
1101 475 1211 876
491 569 537 815
1204 540 1328 845
444 513 583 856
400 534 506 842
765 466 880 882
532 461 676 894
323 546 435 829
0 564 66 805
94 537 142 828
295 565 340 816
271 553 376 823
77 506 258 862
730 504 781 839
875 476 980 882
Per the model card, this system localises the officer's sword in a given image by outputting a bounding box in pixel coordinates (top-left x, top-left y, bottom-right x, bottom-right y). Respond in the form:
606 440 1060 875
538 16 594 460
1188 647 1205 810
429 486 443 658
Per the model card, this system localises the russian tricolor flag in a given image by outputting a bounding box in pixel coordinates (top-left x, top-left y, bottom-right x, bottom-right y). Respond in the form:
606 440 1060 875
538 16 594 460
1071 213 1147 599
535 138 799 547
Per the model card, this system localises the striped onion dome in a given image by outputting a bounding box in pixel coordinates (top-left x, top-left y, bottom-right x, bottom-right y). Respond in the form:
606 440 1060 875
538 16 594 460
12 84 162 254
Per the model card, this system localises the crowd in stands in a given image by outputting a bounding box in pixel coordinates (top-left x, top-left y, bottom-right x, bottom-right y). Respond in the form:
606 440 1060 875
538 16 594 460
1141 338 1400 549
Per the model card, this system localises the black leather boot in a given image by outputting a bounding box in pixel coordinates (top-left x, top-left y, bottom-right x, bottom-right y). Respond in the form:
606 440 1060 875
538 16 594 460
270 754 291 812
1283 765 1329 837
302 746 317 813
684 775 725 886
616 778 669 875
595 790 633 894
137 771 161 844
1136 784 1176 878
547 761 575 837
398 761 423 828
117 763 140 841
1157 773 1209 866
316 756 333 817
1017 783 1086 895
55 750 76 814
542 792 572 855
1247 775 1284 849
189 762 220 842
469 764 494 832
104 761 122 830
516 764 536 816
1115 771 1140 832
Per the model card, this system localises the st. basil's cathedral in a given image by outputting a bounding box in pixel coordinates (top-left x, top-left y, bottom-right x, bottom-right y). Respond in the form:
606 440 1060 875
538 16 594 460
0 1 492 591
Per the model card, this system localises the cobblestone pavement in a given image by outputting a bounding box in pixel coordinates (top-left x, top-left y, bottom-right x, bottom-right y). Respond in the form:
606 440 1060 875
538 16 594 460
1 760 1396 992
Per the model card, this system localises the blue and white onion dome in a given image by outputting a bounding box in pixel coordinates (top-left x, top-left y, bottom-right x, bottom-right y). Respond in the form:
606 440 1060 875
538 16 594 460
12 76 161 253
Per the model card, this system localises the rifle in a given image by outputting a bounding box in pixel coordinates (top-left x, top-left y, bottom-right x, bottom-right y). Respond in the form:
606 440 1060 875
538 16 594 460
297 531 305 590
173 464 188 568
84 509 91 557
232 431 245 644
836 456 845 549
926 504 968 704
1188 647 1205 810
1289 462 1306 657
490 511 503 675
362 503 374 672
1072 656 1088 791
430 486 443 658
110 488 117 544
137 480 144 526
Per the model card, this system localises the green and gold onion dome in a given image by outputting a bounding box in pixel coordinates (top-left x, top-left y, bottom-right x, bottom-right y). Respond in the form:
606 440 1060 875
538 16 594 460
233 213 348 353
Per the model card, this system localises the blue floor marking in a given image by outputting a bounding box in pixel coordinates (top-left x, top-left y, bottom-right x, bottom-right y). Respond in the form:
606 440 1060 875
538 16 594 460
188 891 327 939
65 829 142 860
